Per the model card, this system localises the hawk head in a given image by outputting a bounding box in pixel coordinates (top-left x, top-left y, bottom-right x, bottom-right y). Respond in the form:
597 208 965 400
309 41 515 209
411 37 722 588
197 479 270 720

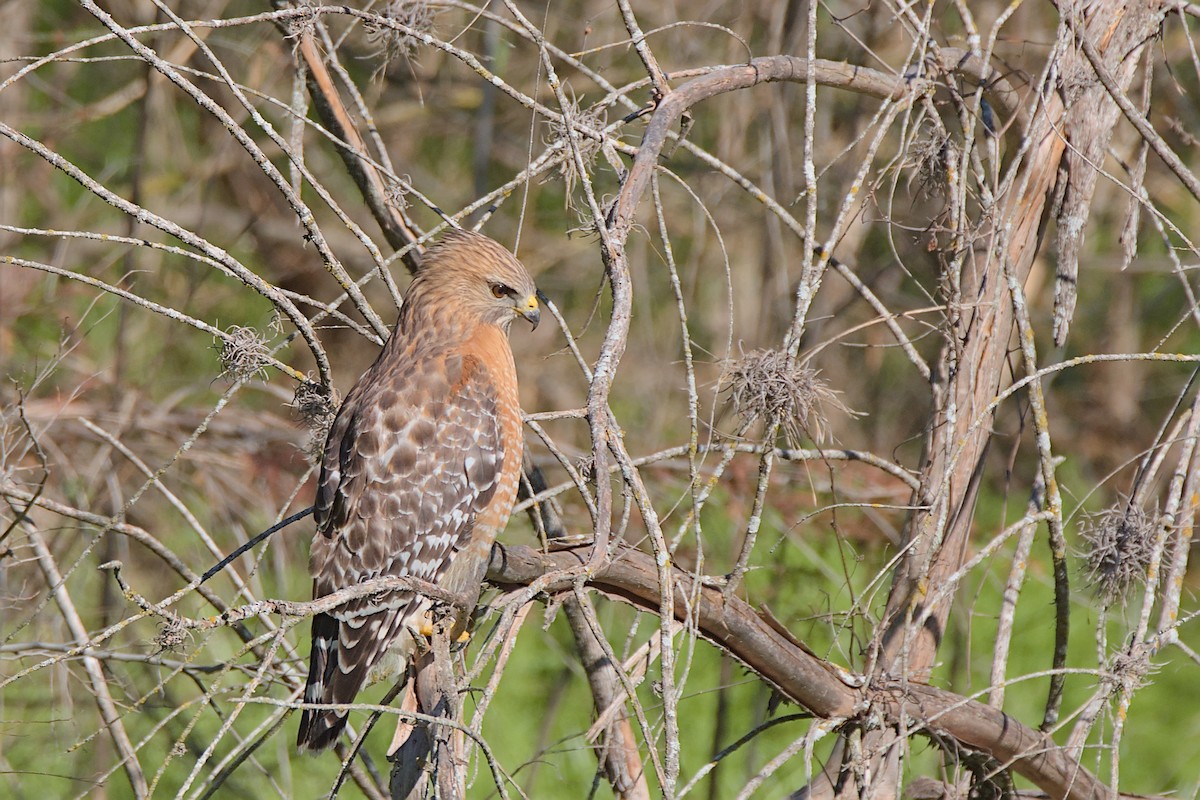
414 229 540 332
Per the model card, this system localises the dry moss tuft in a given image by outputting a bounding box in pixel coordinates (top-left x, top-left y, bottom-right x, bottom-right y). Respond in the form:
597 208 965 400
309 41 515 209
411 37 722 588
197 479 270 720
1078 502 1158 607
217 326 270 383
544 92 607 202
154 615 189 654
906 125 956 198
363 1 437 77
283 2 319 46
291 380 339 464
1106 643 1156 695
718 348 848 445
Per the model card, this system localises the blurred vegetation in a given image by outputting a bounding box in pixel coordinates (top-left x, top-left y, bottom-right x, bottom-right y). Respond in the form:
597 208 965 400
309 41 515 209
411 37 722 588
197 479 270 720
2 1 1200 798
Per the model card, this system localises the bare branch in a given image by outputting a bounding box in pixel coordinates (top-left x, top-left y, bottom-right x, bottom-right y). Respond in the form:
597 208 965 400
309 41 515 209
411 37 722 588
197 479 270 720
486 542 1117 800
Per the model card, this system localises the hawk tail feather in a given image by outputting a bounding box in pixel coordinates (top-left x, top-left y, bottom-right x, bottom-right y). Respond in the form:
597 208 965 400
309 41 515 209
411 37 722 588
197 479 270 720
296 612 349 751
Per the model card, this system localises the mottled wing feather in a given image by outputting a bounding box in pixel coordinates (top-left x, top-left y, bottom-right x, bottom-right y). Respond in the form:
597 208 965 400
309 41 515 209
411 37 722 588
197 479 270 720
297 350 503 750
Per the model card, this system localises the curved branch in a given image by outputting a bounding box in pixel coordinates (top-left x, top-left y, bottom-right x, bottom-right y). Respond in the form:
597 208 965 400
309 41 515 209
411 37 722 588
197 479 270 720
486 542 1116 800
609 56 927 239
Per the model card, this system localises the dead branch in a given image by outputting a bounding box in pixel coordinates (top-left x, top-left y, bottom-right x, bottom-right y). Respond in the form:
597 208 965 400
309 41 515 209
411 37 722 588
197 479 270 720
486 541 1117 800
100 561 464 631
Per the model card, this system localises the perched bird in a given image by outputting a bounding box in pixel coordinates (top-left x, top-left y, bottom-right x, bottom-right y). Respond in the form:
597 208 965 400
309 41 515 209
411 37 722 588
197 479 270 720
296 230 539 752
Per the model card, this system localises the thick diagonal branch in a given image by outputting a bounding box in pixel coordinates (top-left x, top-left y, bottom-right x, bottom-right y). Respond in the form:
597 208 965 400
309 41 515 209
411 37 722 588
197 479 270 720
486 541 1124 800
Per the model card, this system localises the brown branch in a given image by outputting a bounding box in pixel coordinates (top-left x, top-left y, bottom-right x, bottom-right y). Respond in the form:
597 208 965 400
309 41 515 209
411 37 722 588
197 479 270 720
486 542 1121 800
289 21 423 272
608 48 1025 243
609 56 927 240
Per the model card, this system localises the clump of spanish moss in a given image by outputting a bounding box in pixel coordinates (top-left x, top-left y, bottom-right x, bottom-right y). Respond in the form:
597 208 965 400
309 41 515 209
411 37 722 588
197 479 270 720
1104 642 1156 697
217 326 270 383
566 194 615 240
906 124 957 198
283 2 318 45
1078 502 1158 607
292 380 338 464
154 615 189 654
718 348 849 445
544 92 608 202
363 0 437 78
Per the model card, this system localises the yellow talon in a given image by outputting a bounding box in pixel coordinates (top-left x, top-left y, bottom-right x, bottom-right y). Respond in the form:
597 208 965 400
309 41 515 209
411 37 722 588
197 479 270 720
418 621 435 637
456 629 471 644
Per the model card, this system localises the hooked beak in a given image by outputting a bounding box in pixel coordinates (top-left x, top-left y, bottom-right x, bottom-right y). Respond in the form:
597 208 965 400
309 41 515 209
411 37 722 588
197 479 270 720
516 293 540 330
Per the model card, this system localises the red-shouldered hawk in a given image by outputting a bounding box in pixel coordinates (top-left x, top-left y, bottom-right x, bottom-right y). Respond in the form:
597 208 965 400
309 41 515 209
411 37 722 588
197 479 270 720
296 230 539 752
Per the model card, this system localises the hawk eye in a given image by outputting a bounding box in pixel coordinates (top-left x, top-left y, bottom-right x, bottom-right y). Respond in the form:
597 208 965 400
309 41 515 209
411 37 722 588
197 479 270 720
490 282 513 299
